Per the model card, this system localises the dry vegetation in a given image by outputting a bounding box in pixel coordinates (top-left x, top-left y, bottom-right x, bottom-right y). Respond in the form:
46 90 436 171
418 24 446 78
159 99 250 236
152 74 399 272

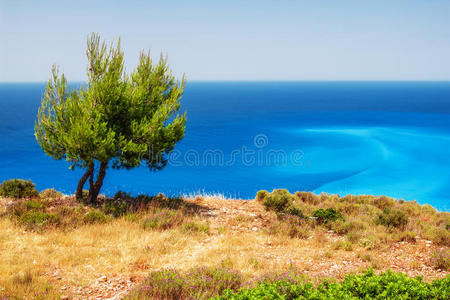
0 188 449 299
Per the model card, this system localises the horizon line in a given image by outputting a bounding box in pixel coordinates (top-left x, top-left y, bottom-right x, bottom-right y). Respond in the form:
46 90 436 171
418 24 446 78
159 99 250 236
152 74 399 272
1 79 450 84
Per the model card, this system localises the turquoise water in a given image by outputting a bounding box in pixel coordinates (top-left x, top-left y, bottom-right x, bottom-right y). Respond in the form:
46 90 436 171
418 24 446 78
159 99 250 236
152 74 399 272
1 82 449 210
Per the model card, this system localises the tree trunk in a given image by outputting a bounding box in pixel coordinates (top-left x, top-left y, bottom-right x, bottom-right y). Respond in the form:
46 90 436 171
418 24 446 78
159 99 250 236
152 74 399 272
75 164 94 201
88 161 108 203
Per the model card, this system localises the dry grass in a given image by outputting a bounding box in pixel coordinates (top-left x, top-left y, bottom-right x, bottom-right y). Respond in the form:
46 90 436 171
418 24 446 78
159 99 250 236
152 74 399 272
0 191 449 299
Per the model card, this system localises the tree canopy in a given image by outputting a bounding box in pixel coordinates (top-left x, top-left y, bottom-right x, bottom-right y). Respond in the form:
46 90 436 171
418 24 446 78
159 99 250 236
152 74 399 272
35 33 186 202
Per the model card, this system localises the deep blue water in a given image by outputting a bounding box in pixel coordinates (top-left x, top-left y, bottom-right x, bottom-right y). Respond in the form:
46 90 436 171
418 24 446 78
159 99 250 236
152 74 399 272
1 82 450 210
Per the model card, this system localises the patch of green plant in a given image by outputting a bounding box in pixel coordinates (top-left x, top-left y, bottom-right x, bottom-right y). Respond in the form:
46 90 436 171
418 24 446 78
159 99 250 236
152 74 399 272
103 198 131 217
39 188 63 199
19 211 61 230
83 209 108 224
311 208 344 224
262 189 294 213
181 221 210 234
0 179 39 199
372 195 396 210
376 208 408 229
423 227 450 247
255 190 269 202
215 269 450 300
430 249 450 271
295 191 320 205
285 205 305 218
142 209 184 231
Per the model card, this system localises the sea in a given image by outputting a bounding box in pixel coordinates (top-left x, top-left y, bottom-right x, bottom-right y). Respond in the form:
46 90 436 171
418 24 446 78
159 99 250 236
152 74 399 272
1 82 449 211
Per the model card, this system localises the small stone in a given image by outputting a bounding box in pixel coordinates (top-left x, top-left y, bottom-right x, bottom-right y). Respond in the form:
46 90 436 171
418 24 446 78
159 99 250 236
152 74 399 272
61 286 67 290
98 275 107 282
252 227 258 231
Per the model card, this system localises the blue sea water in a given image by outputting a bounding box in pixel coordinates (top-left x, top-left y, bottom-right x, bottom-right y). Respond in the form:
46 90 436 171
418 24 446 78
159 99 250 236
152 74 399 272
1 82 450 210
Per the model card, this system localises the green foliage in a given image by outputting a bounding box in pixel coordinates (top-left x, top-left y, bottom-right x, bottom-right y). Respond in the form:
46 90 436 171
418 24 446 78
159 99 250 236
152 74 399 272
423 227 450 247
126 267 242 300
262 189 295 213
35 33 186 202
430 250 450 271
295 191 320 205
215 270 450 300
255 190 268 202
372 195 396 210
83 209 108 224
312 208 344 224
39 188 63 199
285 205 305 218
0 179 38 199
181 221 210 234
19 211 61 230
142 209 184 231
376 208 408 229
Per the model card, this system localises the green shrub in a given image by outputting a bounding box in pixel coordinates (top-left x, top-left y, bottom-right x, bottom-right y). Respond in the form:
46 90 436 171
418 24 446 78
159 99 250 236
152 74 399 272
103 198 131 217
332 219 366 235
215 270 450 300
372 195 395 210
26 199 46 210
19 211 60 229
333 241 354 251
430 250 450 271
285 205 305 218
39 188 63 199
255 190 268 202
376 208 408 229
83 210 108 224
295 191 320 205
0 179 38 199
423 228 450 247
262 189 294 213
312 208 343 224
142 209 184 231
181 221 210 234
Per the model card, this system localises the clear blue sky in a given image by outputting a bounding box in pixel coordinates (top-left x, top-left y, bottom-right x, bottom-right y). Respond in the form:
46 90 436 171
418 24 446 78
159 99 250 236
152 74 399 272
1 0 449 82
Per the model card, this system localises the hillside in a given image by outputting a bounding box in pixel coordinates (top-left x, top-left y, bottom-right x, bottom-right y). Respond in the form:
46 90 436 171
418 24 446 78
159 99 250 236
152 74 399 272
0 189 449 299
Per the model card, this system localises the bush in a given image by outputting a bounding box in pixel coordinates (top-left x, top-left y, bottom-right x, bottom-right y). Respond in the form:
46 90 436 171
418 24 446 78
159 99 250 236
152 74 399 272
83 209 108 224
19 211 61 230
430 250 450 271
0 179 38 199
376 208 408 229
285 205 305 218
424 228 450 247
295 191 320 205
126 267 242 299
331 219 365 235
103 198 131 217
216 270 450 300
142 209 184 231
311 208 343 224
262 189 294 213
39 188 63 199
181 221 210 234
255 190 268 202
372 195 395 210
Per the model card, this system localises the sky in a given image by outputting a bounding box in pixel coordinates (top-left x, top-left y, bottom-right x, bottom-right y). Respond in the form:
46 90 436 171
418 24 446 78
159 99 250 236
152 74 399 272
1 0 450 82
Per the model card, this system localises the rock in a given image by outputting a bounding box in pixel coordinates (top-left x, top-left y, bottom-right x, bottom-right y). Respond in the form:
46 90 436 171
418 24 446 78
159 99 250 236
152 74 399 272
98 275 107 282
252 227 258 231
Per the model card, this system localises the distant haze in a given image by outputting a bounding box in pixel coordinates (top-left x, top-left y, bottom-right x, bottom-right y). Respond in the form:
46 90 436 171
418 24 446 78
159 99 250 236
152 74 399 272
1 0 450 82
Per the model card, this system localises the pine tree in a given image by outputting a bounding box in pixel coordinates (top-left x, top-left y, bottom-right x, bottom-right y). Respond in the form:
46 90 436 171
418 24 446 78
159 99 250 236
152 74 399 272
35 33 186 203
